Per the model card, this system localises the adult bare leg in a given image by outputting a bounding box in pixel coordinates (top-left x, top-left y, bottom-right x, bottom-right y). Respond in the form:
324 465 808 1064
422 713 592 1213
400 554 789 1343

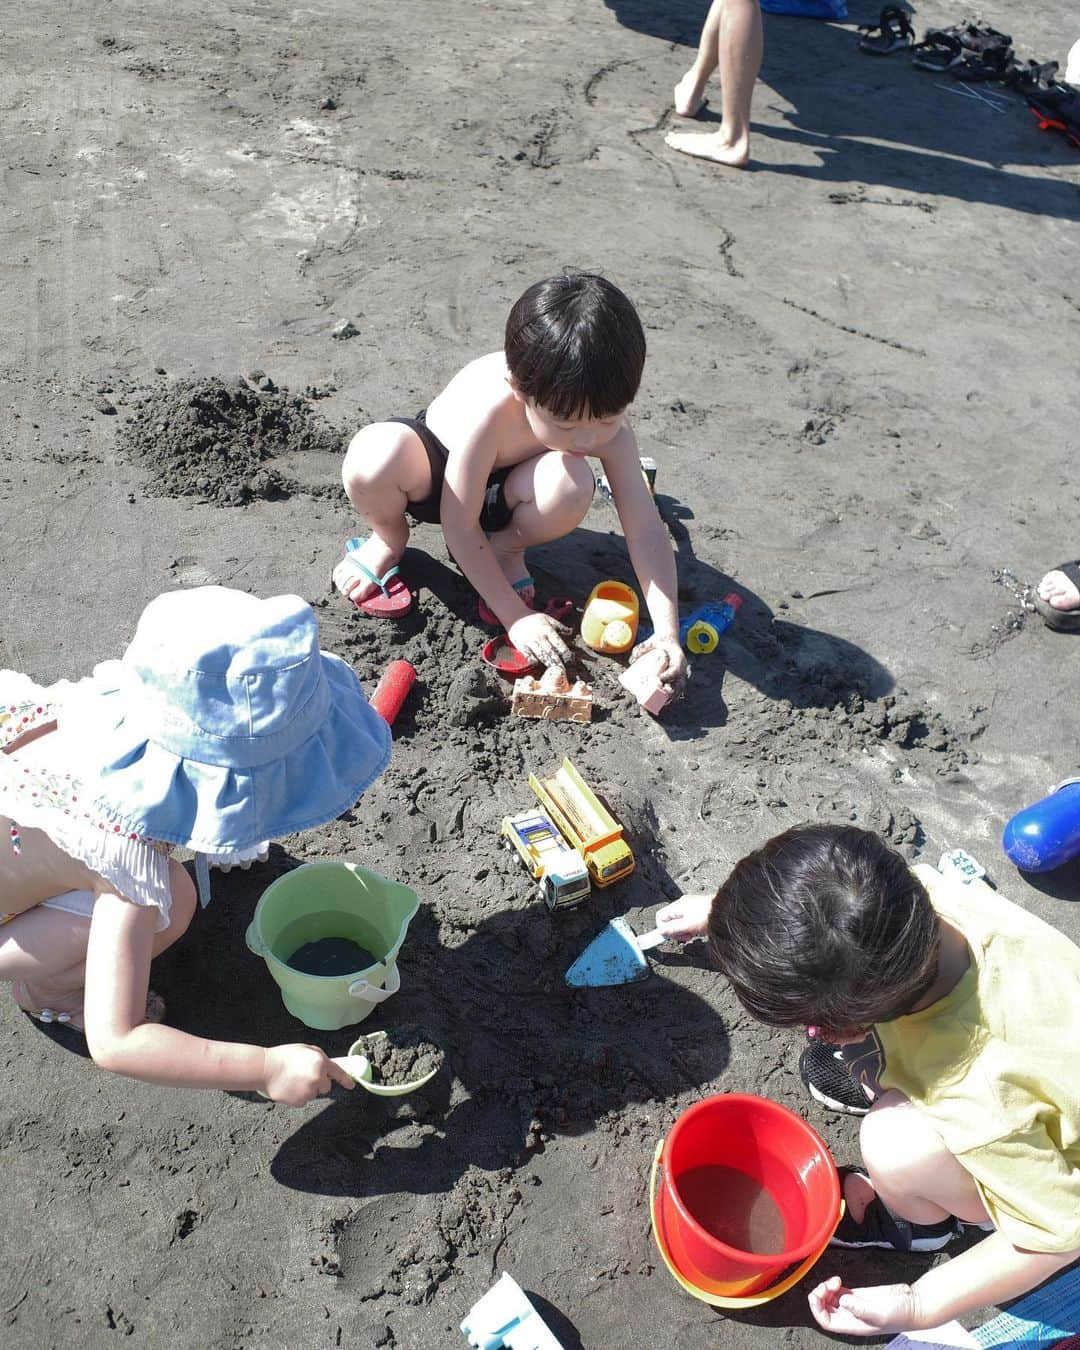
667 0 763 168
674 0 724 116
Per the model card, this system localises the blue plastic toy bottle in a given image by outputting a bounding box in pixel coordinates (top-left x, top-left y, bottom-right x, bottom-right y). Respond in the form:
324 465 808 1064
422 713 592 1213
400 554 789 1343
1002 779 1080 873
679 593 742 654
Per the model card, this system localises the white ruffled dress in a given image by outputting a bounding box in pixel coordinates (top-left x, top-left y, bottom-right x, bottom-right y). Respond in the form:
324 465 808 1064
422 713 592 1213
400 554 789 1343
0 671 174 929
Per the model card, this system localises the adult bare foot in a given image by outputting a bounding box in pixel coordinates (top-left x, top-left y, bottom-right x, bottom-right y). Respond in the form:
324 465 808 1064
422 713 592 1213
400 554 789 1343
665 128 749 168
1037 566 1080 613
1034 562 1080 631
674 72 707 117
332 535 402 607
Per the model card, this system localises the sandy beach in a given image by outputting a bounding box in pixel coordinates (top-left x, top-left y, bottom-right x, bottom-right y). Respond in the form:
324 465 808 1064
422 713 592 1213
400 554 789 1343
1 0 1078 1345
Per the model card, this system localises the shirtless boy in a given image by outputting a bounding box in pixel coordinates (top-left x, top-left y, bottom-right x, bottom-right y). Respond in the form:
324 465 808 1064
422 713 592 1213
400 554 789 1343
332 272 689 688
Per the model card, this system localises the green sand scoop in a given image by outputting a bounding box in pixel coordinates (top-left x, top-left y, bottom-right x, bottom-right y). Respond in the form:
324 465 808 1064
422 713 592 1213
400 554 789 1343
332 1031 440 1097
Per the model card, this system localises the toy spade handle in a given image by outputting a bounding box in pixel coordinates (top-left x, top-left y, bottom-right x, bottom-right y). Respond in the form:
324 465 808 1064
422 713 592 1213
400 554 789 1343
348 963 401 1002
636 927 669 952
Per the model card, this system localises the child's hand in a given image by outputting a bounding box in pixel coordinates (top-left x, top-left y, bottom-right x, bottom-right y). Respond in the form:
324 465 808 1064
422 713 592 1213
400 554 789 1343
656 893 712 940
808 1275 919 1336
630 636 690 695
509 613 573 670
263 1044 355 1106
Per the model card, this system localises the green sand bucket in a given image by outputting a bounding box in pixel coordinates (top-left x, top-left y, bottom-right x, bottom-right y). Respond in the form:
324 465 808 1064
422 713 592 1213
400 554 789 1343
245 862 419 1031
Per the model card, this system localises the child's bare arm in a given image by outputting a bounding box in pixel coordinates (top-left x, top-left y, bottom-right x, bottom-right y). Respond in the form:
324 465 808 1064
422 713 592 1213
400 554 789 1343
809 1233 1080 1336
440 421 523 625
441 423 572 668
82 892 354 1105
603 433 688 689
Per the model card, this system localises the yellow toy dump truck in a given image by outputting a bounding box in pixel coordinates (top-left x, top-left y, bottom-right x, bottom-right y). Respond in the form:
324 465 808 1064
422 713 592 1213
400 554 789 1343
528 756 635 888
501 809 591 911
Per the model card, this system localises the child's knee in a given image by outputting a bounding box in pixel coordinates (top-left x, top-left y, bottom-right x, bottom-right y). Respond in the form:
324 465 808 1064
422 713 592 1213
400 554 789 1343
341 423 412 499
860 1090 947 1176
541 450 596 511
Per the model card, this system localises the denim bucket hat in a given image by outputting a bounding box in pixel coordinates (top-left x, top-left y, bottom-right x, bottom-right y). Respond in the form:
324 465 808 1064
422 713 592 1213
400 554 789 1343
60 587 392 853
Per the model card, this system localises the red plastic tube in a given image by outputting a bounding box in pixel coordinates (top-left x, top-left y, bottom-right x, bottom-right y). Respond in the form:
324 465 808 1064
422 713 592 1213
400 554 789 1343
370 659 416 727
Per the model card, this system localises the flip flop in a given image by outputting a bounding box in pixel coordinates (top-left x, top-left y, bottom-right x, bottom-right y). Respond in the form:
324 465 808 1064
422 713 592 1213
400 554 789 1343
336 538 413 618
478 576 535 628
1034 561 1080 632
12 982 167 1036
858 7 914 56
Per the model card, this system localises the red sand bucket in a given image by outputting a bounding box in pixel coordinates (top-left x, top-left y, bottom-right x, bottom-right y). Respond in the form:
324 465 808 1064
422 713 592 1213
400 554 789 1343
650 1094 841 1307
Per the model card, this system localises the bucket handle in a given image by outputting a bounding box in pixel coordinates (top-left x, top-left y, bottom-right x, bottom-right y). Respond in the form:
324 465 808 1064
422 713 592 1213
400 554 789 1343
648 1141 844 1309
348 963 401 1003
245 921 268 959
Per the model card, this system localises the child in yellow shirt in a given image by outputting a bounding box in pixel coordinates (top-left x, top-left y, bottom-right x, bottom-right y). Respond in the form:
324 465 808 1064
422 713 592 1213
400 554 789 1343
658 825 1080 1336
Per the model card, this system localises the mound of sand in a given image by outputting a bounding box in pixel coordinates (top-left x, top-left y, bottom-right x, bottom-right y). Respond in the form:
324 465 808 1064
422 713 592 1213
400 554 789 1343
117 375 343 506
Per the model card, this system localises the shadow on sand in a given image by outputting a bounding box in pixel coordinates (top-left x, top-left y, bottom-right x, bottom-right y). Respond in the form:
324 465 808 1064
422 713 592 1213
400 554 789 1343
604 0 1079 220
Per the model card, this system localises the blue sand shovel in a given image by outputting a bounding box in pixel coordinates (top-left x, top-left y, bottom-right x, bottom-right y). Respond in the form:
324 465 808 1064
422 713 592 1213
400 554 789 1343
566 918 669 987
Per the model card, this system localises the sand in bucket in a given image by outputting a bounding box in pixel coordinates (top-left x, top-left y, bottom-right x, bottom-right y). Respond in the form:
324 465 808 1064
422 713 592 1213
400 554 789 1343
678 1164 786 1255
276 907 377 977
273 909 379 976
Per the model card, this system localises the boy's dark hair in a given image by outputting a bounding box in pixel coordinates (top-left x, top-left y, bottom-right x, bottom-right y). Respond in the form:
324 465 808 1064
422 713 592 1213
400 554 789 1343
708 825 940 1034
504 273 646 420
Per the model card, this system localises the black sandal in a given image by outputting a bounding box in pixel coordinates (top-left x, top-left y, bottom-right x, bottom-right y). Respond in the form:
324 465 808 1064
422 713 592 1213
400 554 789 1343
952 44 1016 84
1003 59 1059 93
858 6 915 55
912 30 965 72
912 22 1012 73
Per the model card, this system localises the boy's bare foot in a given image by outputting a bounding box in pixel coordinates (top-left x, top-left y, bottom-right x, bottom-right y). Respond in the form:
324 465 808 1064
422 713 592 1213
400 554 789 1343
1037 567 1080 613
674 72 707 117
332 535 402 606
665 128 749 168
488 541 535 608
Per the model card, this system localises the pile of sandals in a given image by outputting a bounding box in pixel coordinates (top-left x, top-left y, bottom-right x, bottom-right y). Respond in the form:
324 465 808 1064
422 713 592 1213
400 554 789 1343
855 7 1079 149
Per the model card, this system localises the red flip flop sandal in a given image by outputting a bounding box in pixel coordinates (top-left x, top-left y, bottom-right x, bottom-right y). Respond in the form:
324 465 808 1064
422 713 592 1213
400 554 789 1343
336 538 413 618
478 576 535 628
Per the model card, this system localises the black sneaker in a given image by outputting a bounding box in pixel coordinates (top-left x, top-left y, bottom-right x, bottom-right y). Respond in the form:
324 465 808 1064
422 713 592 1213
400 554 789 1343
799 1041 874 1116
830 1168 959 1252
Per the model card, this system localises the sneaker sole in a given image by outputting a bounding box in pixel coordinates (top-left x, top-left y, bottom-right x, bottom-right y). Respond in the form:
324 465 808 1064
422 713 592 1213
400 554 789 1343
830 1231 956 1252
804 1077 871 1117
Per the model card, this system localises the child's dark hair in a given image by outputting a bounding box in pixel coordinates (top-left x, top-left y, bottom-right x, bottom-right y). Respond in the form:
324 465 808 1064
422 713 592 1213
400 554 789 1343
504 273 646 420
708 825 940 1034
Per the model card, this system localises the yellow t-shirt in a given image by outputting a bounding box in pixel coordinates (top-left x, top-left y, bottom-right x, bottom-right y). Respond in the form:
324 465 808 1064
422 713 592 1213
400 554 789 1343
876 864 1080 1253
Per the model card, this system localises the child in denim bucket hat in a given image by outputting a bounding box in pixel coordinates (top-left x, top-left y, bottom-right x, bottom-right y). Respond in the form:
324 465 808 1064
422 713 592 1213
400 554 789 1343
0 587 391 1106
